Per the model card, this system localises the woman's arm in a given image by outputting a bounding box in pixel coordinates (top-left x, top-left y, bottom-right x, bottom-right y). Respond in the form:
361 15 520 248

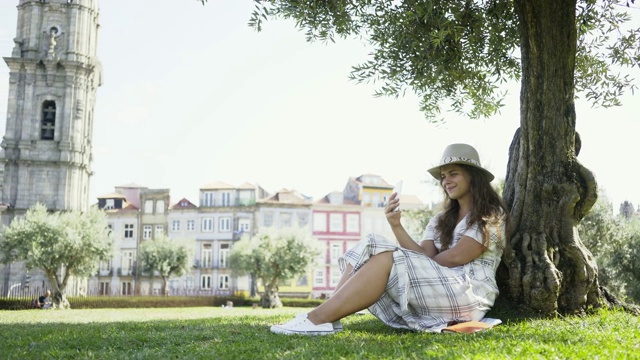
430 236 485 267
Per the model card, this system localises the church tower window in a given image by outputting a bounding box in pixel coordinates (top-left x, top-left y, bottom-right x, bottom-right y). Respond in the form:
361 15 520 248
41 100 56 140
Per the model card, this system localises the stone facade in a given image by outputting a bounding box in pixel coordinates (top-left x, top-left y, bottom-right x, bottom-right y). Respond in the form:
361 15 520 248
0 0 102 294
0 0 102 218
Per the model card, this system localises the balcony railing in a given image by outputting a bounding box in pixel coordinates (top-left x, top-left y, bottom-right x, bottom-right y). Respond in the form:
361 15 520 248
193 260 226 269
98 269 113 277
200 197 256 208
117 267 135 277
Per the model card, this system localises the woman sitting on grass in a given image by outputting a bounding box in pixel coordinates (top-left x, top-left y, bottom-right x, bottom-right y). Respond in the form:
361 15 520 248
271 143 510 335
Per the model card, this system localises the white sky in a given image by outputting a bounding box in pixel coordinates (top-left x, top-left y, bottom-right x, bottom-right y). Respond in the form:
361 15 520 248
0 1 638 213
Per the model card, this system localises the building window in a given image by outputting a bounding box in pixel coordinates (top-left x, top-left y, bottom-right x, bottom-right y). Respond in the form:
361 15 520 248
219 275 229 290
221 192 231 206
346 214 359 233
202 192 214 207
155 225 164 237
313 213 326 232
373 193 382 207
144 200 153 214
219 217 231 232
124 224 134 238
99 282 110 295
121 250 134 275
143 225 152 239
362 193 371 206
171 220 180 232
99 260 111 273
41 100 56 140
296 275 308 286
281 212 292 227
329 214 343 233
314 269 325 286
298 213 309 227
238 218 251 233
187 220 195 231
185 276 195 290
121 282 132 295
201 275 212 290
202 218 213 232
331 243 342 263
155 200 165 214
104 199 114 210
219 243 229 268
263 212 273 227
202 244 212 268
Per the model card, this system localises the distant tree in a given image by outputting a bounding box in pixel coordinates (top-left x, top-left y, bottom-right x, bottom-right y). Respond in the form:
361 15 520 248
139 236 190 296
402 207 438 239
200 0 640 315
228 227 320 308
612 218 640 303
0 204 112 309
578 193 628 298
619 201 635 219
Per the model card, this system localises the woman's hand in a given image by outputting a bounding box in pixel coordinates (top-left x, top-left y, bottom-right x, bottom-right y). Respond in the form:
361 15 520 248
385 192 401 226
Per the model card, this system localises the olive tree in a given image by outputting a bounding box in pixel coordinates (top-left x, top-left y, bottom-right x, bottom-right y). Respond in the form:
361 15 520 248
577 193 630 300
228 227 320 308
138 236 190 296
0 203 112 309
200 0 639 315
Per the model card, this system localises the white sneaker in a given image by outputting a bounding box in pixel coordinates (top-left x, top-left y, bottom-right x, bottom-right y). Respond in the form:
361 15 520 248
290 313 342 332
332 320 343 332
270 314 335 335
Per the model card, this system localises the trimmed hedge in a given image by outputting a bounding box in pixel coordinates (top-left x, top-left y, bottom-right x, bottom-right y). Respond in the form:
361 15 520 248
0 295 323 310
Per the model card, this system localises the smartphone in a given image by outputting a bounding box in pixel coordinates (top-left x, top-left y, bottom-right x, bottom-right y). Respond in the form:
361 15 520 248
393 180 403 211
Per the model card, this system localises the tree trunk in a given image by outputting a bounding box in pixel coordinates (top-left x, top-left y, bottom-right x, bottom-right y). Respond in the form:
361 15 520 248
261 279 283 309
46 269 70 309
162 276 169 296
501 0 601 315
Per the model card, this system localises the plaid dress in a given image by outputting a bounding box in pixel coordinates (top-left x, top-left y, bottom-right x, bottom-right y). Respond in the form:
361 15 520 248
338 212 505 332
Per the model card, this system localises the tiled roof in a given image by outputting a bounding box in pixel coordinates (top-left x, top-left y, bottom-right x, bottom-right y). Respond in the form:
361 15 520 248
353 174 394 189
96 192 127 199
200 181 234 190
116 182 145 189
103 202 139 214
170 198 198 209
237 182 256 189
259 189 311 205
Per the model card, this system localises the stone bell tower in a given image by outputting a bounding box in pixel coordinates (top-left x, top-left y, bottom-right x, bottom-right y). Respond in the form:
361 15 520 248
0 0 102 221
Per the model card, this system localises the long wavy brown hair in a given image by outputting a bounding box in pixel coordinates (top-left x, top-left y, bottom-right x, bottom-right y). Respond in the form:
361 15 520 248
434 164 510 251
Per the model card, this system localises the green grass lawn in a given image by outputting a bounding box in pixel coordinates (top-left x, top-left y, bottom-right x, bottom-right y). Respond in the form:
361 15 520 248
0 306 638 359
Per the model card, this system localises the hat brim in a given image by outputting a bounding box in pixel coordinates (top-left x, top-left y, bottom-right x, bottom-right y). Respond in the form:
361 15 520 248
427 161 495 182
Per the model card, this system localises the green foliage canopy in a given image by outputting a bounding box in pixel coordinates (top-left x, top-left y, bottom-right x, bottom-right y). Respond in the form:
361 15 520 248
201 0 639 120
0 203 113 289
139 236 190 281
228 227 320 293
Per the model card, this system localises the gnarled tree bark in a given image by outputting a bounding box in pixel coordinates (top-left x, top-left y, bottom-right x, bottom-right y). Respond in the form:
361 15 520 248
501 0 601 314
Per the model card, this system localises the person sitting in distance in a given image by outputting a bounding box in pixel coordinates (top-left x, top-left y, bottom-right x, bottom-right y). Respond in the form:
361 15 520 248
38 289 53 309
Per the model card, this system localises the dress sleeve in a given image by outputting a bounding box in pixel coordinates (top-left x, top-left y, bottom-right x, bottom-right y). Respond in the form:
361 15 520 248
462 221 484 245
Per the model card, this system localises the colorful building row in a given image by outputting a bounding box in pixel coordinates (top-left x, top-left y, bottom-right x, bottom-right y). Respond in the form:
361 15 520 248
90 174 425 299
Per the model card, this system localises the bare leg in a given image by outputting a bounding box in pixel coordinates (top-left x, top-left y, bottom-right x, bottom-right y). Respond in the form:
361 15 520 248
333 263 354 293
307 251 393 325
